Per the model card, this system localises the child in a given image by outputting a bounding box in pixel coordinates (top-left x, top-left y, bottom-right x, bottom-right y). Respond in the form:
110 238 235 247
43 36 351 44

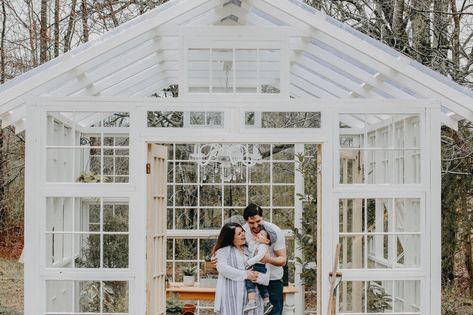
243 228 273 314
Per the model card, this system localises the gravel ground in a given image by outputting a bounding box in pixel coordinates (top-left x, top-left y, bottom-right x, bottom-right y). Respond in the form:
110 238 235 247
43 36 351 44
0 258 23 315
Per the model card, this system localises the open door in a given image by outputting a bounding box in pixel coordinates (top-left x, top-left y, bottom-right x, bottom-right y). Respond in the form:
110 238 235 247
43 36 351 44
147 144 168 315
339 150 363 312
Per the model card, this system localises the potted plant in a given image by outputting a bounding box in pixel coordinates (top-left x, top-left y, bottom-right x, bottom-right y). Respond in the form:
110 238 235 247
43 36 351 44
182 265 196 286
166 293 184 315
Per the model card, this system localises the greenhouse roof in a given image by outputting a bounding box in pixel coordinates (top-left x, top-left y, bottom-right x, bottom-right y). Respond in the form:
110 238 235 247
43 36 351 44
0 0 471 132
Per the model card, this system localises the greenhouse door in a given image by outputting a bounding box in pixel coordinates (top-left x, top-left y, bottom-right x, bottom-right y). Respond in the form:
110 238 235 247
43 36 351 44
146 144 168 315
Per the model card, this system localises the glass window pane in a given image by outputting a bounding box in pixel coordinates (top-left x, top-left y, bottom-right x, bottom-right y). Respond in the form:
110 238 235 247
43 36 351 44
249 162 270 183
367 199 392 233
175 208 198 230
199 208 222 229
174 185 198 207
272 144 294 160
75 233 100 268
46 198 73 232
395 199 420 232
175 162 197 183
223 209 245 225
77 281 100 313
103 203 129 232
103 234 128 268
147 111 184 127
272 162 294 183
394 280 420 312
339 199 364 233
249 185 270 207
103 281 129 313
212 49 233 93
188 49 210 93
339 149 364 184
46 233 73 268
339 281 365 313
46 148 74 182
259 49 280 93
272 208 294 230
224 185 246 207
367 281 393 313
236 49 257 93
199 185 222 207
175 239 198 260
200 239 217 261
189 111 205 125
396 235 420 268
339 235 365 269
258 112 320 128
175 144 194 160
46 281 73 312
272 185 294 207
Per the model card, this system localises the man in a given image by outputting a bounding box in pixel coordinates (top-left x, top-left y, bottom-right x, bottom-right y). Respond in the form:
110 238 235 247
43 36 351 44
243 203 286 315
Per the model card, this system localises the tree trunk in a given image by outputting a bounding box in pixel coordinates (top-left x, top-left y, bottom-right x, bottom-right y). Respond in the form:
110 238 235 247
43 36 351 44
54 0 59 57
81 0 89 42
1 0 6 83
39 0 48 64
410 0 432 64
27 0 38 67
432 0 450 73
64 0 78 53
392 0 407 50
450 0 461 79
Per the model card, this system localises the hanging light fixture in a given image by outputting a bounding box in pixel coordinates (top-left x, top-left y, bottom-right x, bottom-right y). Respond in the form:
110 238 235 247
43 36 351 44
191 144 262 182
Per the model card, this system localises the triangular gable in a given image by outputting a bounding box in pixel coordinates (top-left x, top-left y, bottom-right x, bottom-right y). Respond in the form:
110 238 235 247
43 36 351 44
0 0 471 132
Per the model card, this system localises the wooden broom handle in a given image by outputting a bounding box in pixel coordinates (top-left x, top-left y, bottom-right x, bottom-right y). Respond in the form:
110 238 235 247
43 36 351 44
328 243 341 315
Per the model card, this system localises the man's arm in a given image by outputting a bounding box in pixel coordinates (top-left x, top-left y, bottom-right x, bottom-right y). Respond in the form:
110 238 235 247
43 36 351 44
261 248 286 266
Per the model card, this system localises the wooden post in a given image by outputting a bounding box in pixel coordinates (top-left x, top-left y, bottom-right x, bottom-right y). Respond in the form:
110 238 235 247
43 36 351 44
328 243 341 315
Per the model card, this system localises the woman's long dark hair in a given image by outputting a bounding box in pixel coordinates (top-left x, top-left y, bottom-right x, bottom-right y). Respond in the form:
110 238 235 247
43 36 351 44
212 222 244 256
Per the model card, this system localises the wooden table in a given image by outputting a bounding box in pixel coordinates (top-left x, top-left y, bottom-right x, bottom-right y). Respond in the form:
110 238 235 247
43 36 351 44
166 282 298 314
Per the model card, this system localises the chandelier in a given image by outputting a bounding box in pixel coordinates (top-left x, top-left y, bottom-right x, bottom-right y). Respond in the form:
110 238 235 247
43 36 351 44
191 144 262 182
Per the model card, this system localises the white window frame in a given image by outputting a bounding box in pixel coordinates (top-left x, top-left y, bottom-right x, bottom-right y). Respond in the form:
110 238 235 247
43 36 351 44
180 26 290 98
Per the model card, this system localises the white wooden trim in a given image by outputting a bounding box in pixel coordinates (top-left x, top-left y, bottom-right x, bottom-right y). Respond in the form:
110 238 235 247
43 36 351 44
429 106 441 315
24 102 43 315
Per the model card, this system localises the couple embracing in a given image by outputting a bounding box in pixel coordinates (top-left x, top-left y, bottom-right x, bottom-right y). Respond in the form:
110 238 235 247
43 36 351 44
212 204 286 315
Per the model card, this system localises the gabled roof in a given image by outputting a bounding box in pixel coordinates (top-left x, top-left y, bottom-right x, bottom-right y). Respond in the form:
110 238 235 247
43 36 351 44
0 0 471 133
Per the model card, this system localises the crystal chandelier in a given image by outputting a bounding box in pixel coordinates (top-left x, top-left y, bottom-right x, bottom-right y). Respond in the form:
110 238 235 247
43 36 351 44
191 144 262 182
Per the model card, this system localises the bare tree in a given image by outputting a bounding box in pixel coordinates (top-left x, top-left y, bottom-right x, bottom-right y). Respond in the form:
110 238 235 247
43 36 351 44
39 0 47 63
81 0 89 42
64 0 77 53
1 0 6 83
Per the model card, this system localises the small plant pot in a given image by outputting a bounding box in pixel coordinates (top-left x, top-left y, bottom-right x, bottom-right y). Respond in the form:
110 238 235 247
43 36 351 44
183 275 195 286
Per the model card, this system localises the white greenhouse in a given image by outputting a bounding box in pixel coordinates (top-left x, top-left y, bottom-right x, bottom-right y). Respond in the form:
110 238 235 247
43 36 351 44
1 0 472 314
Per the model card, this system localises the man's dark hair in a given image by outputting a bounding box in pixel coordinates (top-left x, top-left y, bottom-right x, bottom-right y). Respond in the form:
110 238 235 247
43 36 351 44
243 203 263 220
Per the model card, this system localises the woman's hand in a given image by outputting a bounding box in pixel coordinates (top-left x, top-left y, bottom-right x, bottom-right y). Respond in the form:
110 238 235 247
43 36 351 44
211 254 218 266
246 270 259 282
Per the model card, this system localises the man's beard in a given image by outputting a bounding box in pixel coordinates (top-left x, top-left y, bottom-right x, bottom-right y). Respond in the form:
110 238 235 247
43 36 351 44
251 225 262 234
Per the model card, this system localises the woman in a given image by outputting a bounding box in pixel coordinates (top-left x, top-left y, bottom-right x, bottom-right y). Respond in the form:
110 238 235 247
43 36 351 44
213 222 269 315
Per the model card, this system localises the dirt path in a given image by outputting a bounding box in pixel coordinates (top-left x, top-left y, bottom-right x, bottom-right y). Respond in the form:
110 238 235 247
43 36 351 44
0 258 23 314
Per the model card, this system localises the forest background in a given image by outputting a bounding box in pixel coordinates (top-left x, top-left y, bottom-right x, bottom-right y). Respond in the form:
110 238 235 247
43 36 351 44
1 0 473 314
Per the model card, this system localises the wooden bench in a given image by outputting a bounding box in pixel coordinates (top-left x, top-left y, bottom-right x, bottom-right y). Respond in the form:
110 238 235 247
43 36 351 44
166 282 298 314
